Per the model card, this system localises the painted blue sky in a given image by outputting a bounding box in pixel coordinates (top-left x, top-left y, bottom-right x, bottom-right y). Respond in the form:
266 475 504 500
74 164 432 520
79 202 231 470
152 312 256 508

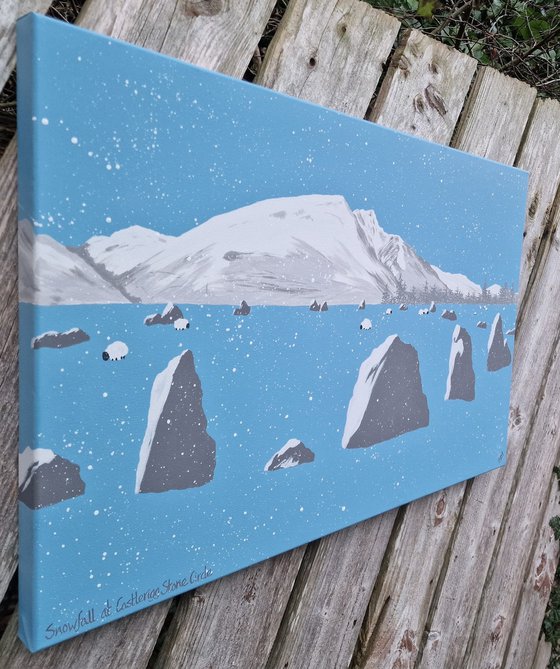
19 14 528 286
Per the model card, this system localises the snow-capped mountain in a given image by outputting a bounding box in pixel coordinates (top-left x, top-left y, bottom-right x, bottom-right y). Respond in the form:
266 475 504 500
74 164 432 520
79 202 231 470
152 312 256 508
430 265 483 298
19 194 495 306
18 220 129 305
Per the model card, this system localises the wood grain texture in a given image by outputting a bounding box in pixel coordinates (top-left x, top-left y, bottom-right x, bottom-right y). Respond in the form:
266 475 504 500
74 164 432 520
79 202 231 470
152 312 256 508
151 6 401 667
354 64 536 669
0 603 169 668
516 98 560 299
262 29 477 669
0 0 276 663
532 638 553 669
0 0 52 90
255 0 400 114
152 548 305 669
417 73 560 669
461 213 560 669
0 140 20 603
369 28 477 145
452 67 536 165
78 0 276 78
267 516 398 669
504 470 560 669
356 489 463 669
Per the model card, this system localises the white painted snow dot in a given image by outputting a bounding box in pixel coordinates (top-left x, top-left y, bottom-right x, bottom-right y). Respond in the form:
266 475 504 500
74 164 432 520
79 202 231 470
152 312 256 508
106 164 112 170
105 216 112 223
93 510 100 516
41 118 49 125
102 392 108 398
70 136 78 144
341 506 347 511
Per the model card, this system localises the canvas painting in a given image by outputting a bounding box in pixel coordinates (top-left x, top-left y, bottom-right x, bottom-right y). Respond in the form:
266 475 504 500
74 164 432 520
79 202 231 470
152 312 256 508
16 14 527 651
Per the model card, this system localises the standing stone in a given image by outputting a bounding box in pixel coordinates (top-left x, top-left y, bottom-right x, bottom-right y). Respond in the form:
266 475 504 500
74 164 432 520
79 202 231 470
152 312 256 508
487 313 512 371
441 309 457 321
320 301 329 312
310 300 320 311
445 325 475 401
144 303 184 326
19 447 85 509
136 350 216 493
233 300 251 315
342 335 429 448
31 328 89 349
264 439 315 471
358 299 366 310
429 301 436 313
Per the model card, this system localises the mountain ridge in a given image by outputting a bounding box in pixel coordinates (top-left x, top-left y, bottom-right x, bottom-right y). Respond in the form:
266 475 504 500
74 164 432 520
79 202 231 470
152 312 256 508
19 194 506 306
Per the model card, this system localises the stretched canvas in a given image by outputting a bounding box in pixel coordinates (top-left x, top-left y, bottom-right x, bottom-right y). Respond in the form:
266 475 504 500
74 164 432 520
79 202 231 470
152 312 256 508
16 13 528 652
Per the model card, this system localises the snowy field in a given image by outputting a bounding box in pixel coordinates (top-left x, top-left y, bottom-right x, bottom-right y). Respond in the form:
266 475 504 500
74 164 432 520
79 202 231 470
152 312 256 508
19 302 515 642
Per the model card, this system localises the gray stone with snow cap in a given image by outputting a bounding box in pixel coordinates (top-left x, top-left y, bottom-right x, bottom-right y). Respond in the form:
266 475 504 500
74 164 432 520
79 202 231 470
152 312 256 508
136 350 216 493
265 439 315 471
487 314 512 371
342 335 429 449
445 325 475 401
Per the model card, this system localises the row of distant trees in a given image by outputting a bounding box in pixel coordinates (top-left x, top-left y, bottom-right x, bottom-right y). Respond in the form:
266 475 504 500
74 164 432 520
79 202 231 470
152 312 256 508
380 278 517 304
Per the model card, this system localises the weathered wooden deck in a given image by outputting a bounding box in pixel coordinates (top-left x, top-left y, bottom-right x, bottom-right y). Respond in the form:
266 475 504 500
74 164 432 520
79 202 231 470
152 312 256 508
1 1 559 667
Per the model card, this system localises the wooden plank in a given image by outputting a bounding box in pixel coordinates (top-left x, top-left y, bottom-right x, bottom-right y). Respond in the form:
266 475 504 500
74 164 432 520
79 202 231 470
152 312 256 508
504 468 560 669
79 0 276 79
262 32 479 669
0 0 52 91
151 4 401 667
532 638 553 669
516 98 560 299
354 66 536 669
254 0 400 114
0 140 18 604
355 489 463 669
0 604 170 668
452 66 536 165
369 28 477 145
151 549 305 669
460 219 560 667
0 0 277 662
268 515 398 669
417 81 560 669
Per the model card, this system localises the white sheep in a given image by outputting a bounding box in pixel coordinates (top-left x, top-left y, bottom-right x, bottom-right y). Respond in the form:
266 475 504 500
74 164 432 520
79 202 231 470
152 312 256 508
418 308 429 315
360 318 372 330
174 318 190 330
385 308 393 315
102 341 128 361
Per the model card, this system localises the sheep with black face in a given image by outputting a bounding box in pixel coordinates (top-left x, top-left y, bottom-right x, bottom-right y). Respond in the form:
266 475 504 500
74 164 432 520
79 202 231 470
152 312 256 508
102 341 129 361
